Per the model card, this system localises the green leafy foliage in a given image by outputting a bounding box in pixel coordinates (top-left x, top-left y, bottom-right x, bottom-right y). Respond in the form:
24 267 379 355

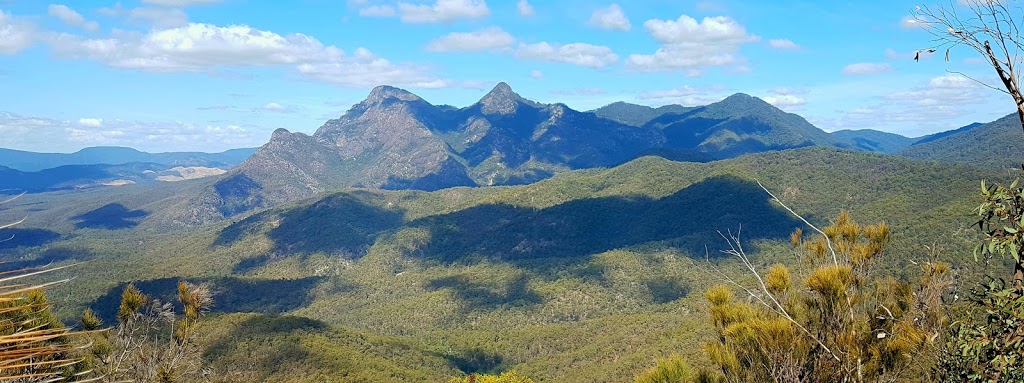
940 280 1024 383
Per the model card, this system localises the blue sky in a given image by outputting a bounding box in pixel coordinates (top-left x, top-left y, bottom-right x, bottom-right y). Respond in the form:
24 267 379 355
0 0 1014 152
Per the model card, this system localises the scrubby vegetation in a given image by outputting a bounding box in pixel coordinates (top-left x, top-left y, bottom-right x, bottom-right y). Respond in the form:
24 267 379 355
0 148 1014 381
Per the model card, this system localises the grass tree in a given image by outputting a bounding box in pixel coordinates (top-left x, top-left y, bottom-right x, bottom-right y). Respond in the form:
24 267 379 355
696 185 952 383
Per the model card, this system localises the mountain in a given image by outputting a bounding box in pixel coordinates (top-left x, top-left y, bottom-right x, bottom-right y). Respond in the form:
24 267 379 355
642 93 836 159
830 129 915 153
0 163 226 193
900 113 1024 169
2 147 999 382
590 102 693 126
202 83 665 219
193 85 961 222
911 122 984 146
0 146 257 172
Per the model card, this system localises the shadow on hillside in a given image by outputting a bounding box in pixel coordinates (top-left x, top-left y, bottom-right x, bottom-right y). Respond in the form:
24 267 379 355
201 315 328 370
0 228 60 250
439 347 505 375
0 247 94 272
73 203 149 229
407 175 802 269
427 274 542 311
89 276 324 324
215 192 405 271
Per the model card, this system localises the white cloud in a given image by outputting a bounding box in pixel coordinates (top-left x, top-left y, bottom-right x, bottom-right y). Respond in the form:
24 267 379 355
842 62 893 75
900 15 925 29
762 94 806 108
359 5 396 17
637 85 727 105
47 23 445 88
78 118 103 127
516 42 618 68
142 0 221 6
48 5 99 32
99 4 189 28
530 69 543 79
589 4 630 31
425 27 515 52
0 10 35 55
0 112 259 153
768 38 799 50
823 73 992 135
627 15 759 75
259 102 289 112
396 0 490 23
517 0 535 17
928 72 978 89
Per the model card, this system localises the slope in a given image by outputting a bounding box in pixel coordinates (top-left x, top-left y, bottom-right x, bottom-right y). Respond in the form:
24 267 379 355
900 113 1024 169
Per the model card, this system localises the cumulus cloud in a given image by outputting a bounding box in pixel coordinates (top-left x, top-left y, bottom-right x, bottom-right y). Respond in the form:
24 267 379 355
627 15 759 75
762 94 806 108
822 73 994 135
842 62 893 75
78 118 103 127
48 5 99 32
768 38 799 50
0 112 259 152
589 4 630 31
516 42 618 68
46 23 445 88
530 69 543 79
396 0 490 23
0 10 35 55
517 0 535 17
425 27 515 52
900 15 925 29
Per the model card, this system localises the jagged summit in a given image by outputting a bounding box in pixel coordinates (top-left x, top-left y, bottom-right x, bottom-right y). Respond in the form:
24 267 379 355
478 82 528 115
364 85 423 105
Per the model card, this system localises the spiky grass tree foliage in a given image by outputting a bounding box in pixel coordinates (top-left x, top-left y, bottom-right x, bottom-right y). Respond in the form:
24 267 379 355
703 211 951 383
448 371 535 383
633 355 716 383
86 281 211 382
0 192 93 382
0 266 94 382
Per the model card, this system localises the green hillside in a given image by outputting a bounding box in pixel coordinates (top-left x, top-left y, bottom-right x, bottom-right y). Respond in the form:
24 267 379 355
901 113 1024 170
0 148 1007 382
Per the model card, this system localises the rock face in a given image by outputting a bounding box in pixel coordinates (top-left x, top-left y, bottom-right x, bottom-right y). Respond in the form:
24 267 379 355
194 83 844 220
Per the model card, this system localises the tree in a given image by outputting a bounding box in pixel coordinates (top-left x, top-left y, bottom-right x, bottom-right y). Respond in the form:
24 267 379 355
912 0 1024 130
84 281 212 382
448 371 536 383
700 209 951 383
0 193 91 382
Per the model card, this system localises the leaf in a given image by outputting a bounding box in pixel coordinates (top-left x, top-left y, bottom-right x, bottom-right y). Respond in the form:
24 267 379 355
1006 227 1019 234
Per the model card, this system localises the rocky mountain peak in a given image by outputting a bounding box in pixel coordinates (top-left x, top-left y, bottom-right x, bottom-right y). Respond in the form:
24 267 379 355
364 85 423 105
478 82 526 115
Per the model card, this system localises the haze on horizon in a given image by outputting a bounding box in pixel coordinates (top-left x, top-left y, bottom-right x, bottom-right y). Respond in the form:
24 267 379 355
0 0 1013 153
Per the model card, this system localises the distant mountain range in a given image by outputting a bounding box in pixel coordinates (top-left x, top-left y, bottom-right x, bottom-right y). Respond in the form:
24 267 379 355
5 82 1020 222
0 163 227 193
207 82 954 220
0 146 257 172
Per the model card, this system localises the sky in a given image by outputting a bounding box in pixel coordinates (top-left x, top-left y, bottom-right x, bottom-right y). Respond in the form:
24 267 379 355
0 0 1015 153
